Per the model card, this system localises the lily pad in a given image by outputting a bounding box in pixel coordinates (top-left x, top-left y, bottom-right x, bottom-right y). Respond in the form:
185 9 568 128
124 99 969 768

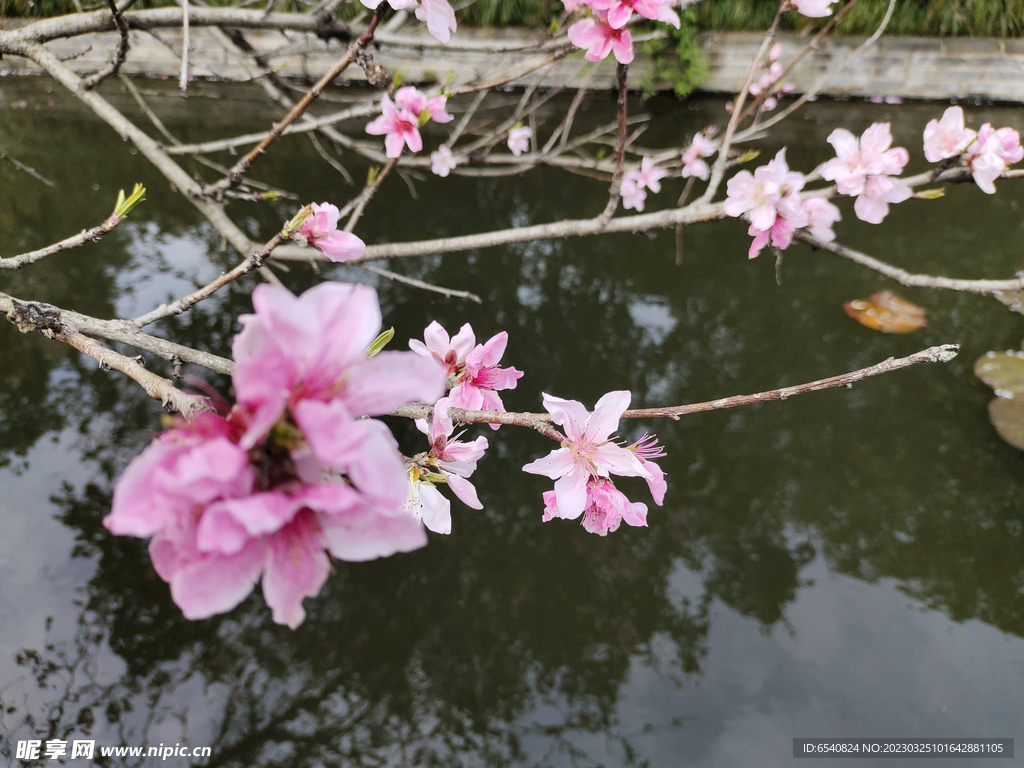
988 397 1024 451
843 290 926 334
974 351 1024 398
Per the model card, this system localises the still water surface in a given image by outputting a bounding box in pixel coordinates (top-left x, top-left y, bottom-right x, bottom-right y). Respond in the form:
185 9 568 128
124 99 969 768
0 79 1023 767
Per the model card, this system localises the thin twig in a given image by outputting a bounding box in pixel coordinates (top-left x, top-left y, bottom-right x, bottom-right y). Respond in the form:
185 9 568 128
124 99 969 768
793 230 1024 296
81 0 130 89
0 209 129 269
344 157 398 233
358 264 483 303
212 2 387 191
0 149 55 186
131 230 288 328
391 345 960 436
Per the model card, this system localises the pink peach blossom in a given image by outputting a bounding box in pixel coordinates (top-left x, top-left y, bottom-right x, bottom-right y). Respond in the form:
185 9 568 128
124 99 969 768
366 94 422 158
567 11 634 64
414 0 457 43
682 133 716 180
409 320 476 376
790 0 837 17
297 202 367 262
394 86 454 124
508 126 533 156
449 331 524 424
801 197 841 242
819 124 911 223
922 106 976 163
620 176 648 211
431 144 457 177
523 391 651 521
966 124 1024 194
542 478 648 536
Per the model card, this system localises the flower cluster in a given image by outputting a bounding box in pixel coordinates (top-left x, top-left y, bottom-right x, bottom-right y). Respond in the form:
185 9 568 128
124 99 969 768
923 107 1023 194
410 321 524 421
366 86 454 158
565 0 679 64
747 43 795 112
295 202 366 262
681 133 716 181
621 156 668 212
360 0 457 43
523 392 666 536
819 123 911 224
105 282 446 629
405 396 488 534
431 144 457 177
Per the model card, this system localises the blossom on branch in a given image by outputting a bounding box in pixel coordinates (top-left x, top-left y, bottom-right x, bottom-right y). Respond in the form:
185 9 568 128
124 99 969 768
366 88 452 158
819 123 911 224
359 0 457 43
724 148 808 258
523 391 665 535
789 0 838 17
567 10 634 64
297 202 367 262
431 144 457 177
965 123 1023 195
508 126 533 156
681 133 716 181
801 197 842 242
621 156 667 211
922 106 976 163
106 282 447 629
405 396 488 534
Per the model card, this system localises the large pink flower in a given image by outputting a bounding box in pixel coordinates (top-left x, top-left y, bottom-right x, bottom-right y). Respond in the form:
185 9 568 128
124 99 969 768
297 202 366 262
232 282 445 508
366 93 423 158
568 11 634 64
725 148 807 257
819 124 911 224
523 391 652 521
107 412 429 629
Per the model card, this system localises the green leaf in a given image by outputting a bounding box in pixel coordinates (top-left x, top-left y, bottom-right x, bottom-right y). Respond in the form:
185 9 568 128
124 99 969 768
914 187 946 200
366 327 394 357
988 397 1024 451
111 183 146 220
974 351 1024 397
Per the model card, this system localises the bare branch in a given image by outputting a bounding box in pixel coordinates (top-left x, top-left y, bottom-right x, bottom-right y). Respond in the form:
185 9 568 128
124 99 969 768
0 294 213 416
391 345 960 435
0 208 130 269
596 62 629 226
81 0 130 90
0 148 55 186
358 264 483 304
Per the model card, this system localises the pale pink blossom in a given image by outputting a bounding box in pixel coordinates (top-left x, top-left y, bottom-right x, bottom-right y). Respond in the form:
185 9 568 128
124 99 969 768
625 432 667 505
508 126 532 156
522 391 652 521
431 144 457 177
682 133 716 180
620 176 648 211
965 124 1024 194
633 155 669 193
450 331 524 424
724 148 805 231
543 478 648 536
360 0 456 43
602 0 680 29
922 106 977 163
366 93 422 158
414 0 457 43
567 11 634 64
790 0 838 17
801 197 841 242
394 86 454 124
819 124 911 223
297 202 367 262
409 320 476 376
406 396 488 533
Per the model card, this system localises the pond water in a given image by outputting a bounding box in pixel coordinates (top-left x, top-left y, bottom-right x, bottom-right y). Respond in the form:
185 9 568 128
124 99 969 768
1 77 1023 767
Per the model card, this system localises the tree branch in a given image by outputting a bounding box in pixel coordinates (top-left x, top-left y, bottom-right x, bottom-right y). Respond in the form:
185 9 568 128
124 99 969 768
390 345 960 435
